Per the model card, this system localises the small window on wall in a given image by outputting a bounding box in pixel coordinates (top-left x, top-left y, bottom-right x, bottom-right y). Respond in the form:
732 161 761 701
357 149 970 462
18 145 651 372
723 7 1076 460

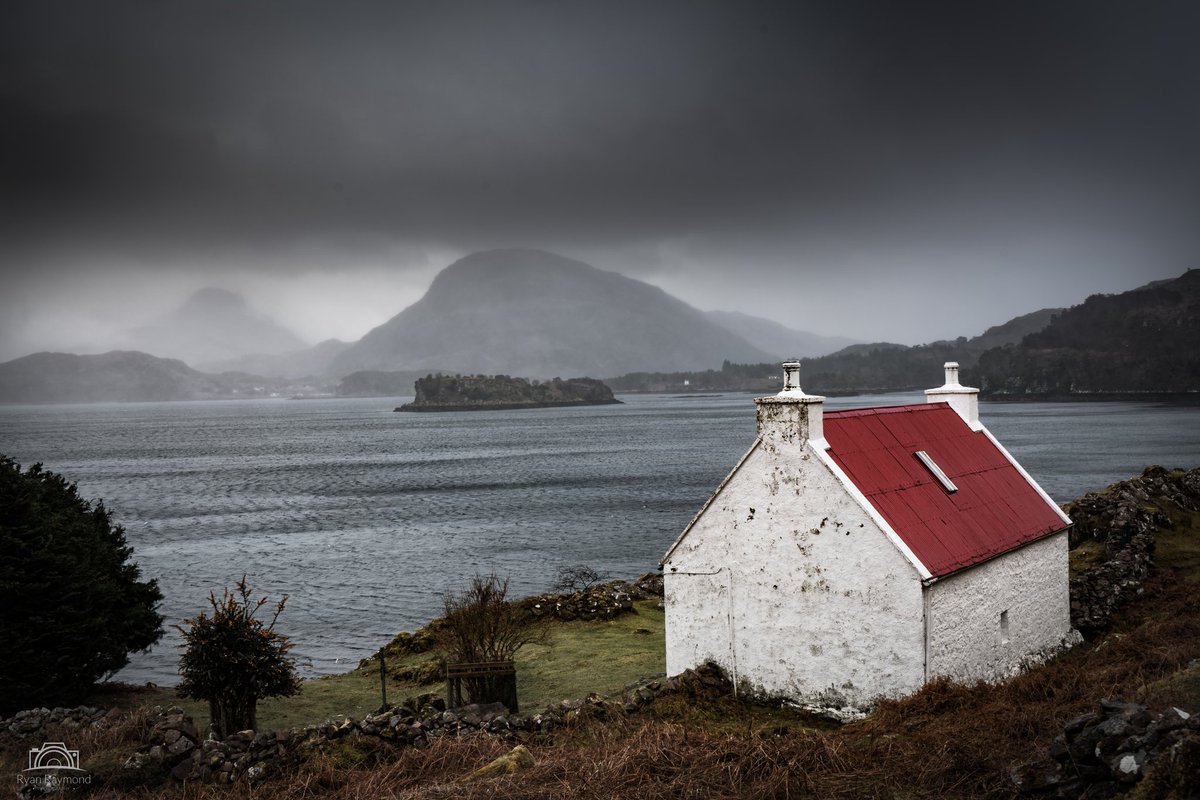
1000 610 1010 644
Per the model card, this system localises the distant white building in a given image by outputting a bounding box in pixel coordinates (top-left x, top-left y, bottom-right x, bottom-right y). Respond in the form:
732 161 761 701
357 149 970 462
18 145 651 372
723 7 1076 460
661 362 1076 715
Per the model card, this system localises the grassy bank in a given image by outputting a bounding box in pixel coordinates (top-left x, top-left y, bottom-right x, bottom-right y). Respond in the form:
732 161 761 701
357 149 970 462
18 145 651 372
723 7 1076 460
87 599 666 733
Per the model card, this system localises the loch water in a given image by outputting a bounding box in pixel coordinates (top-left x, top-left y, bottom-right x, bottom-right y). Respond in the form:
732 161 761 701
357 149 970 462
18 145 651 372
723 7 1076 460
2 392 1198 685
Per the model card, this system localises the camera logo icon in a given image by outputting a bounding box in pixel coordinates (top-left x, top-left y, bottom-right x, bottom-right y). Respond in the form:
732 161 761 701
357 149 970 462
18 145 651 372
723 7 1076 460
26 742 81 772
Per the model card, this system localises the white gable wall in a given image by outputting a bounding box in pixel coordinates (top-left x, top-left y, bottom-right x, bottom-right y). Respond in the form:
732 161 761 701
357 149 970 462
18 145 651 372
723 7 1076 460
925 531 1072 683
664 437 927 710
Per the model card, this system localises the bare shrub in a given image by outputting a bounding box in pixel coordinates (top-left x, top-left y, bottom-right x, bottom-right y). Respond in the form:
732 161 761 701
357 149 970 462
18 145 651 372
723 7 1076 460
438 574 546 664
437 574 547 707
552 564 609 593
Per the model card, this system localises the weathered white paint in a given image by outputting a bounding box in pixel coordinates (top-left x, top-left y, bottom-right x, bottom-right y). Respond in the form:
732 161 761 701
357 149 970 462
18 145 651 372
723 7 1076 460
664 382 926 711
925 361 981 430
811 443 933 582
925 532 1073 682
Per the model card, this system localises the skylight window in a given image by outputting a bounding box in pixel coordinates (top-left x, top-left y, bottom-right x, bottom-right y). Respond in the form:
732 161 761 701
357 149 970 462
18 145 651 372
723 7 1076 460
914 450 958 493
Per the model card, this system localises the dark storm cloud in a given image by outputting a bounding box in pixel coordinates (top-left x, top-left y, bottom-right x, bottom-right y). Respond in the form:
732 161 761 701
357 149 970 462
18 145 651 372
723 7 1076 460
2 0 1199 351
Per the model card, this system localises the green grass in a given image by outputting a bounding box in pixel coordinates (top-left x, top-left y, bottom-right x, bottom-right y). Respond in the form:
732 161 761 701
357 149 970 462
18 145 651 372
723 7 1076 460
88 600 666 731
1157 508 1200 582
1068 539 1107 573
514 600 666 706
365 600 667 711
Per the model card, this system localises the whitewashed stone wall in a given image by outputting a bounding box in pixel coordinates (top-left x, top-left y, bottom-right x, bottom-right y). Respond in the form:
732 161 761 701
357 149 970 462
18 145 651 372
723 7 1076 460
664 438 926 710
925 531 1072 683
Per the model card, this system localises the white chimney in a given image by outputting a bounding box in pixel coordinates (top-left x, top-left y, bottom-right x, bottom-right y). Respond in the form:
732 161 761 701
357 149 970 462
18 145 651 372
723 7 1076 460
925 361 980 430
756 361 825 450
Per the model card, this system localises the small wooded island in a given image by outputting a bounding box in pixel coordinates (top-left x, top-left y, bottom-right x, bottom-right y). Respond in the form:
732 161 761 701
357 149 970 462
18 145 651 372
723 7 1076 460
394 374 622 412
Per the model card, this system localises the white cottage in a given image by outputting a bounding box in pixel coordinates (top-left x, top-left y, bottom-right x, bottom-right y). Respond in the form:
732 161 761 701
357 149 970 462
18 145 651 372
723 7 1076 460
662 361 1076 714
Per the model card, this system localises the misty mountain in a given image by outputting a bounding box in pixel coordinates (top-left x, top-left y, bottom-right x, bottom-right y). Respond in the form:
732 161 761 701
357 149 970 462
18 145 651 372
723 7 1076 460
0 350 333 404
330 249 775 378
197 338 351 378
122 288 308 367
976 269 1200 395
0 351 230 403
703 310 858 359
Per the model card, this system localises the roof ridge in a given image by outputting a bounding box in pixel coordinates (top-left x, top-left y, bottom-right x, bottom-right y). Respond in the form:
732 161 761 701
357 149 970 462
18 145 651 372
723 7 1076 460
824 402 946 418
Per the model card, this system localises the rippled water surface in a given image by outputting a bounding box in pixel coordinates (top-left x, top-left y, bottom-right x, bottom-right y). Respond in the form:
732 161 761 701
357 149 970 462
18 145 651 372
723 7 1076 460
2 393 1198 684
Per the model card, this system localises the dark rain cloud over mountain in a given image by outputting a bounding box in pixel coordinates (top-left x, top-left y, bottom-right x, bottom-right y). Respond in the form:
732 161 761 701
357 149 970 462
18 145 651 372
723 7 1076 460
2 1 1199 359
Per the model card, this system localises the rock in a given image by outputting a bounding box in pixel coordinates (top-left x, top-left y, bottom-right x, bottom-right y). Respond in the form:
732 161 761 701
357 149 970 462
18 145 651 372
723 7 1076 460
1011 760 1064 794
464 744 536 780
1018 699 1200 797
1109 750 1146 783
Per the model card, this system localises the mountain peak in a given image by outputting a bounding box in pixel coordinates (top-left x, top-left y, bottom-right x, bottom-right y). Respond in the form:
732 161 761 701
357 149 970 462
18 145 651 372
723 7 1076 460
332 249 772 378
120 288 307 366
179 287 249 314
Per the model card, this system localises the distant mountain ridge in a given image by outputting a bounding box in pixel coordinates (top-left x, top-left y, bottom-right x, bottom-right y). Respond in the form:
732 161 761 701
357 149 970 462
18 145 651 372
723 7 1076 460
609 303 1064 393
331 248 775 378
977 269 1200 395
0 350 332 404
8 257 1189 403
703 310 857 359
0 351 228 403
610 272 1200 397
122 288 308 366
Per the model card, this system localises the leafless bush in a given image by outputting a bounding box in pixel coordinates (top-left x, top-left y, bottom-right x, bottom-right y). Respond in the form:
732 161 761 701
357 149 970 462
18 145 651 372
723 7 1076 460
552 564 609 593
436 574 548 707
438 574 545 663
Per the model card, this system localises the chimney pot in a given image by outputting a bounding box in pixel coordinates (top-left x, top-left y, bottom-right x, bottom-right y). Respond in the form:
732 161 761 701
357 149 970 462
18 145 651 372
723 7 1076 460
943 361 960 386
781 360 802 393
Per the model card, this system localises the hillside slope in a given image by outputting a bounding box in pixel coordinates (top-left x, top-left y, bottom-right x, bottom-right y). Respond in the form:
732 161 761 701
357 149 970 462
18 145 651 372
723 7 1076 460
330 249 774 378
977 269 1200 395
609 305 1060 393
123 288 308 367
703 310 857 359
0 351 227 403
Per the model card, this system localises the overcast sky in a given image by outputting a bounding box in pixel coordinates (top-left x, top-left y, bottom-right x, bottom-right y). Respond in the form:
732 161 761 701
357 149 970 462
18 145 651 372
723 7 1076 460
2 0 1198 360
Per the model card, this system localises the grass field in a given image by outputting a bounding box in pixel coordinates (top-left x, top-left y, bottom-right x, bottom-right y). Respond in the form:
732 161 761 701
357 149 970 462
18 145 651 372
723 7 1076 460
87 599 667 732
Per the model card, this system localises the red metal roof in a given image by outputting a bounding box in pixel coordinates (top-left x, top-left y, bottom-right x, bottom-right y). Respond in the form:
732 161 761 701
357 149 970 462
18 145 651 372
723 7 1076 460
822 402 1067 579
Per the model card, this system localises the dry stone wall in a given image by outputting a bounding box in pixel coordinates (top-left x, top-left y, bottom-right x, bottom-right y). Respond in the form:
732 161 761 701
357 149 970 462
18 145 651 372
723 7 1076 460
1 662 726 789
1012 699 1200 798
1067 466 1200 635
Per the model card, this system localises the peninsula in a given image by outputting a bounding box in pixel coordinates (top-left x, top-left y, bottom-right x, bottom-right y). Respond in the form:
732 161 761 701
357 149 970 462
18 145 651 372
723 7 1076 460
394 374 622 412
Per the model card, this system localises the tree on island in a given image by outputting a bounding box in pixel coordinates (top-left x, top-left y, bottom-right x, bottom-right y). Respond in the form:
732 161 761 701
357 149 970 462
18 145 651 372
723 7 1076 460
0 455 164 714
175 578 302 737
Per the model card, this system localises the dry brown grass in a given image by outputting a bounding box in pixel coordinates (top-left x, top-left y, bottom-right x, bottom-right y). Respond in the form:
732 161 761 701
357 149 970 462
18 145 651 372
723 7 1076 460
52 567 1200 799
